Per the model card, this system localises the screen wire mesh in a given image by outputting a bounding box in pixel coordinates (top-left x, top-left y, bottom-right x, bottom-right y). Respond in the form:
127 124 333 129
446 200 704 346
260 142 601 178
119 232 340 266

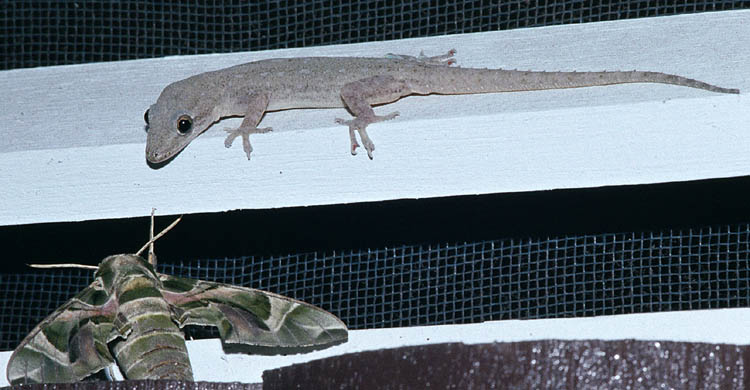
3 0 750 70
2 222 749 351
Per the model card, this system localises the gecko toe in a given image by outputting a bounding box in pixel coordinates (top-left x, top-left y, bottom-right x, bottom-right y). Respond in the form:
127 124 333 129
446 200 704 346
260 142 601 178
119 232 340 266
348 126 360 155
242 135 253 160
337 115 389 159
224 128 240 148
224 126 263 159
357 128 375 159
381 111 399 121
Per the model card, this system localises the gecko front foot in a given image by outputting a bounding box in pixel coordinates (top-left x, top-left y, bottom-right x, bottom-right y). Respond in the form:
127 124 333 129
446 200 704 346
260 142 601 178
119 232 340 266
224 126 272 160
335 112 399 159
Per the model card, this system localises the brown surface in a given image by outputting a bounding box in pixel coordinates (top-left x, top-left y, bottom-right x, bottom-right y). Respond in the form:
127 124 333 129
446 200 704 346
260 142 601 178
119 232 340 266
2 380 261 390
263 340 750 389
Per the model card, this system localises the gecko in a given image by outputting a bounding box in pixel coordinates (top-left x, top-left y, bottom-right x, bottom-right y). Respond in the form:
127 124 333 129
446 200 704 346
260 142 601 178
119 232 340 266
144 49 739 164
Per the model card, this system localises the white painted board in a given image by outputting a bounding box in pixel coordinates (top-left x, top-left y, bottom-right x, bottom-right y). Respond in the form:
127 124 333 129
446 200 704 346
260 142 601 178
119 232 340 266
2 308 750 385
1 10 748 226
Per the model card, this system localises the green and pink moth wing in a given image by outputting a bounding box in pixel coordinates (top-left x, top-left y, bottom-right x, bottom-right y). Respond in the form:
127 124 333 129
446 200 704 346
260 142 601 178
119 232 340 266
159 274 348 353
6 279 121 384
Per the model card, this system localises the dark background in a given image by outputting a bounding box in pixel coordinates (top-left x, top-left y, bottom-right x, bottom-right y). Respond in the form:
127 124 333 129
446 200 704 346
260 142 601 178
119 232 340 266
3 177 750 270
3 1 749 71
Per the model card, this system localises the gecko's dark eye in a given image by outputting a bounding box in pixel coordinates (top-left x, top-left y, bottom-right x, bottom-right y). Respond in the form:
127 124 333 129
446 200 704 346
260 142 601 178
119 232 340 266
144 109 149 125
177 115 193 135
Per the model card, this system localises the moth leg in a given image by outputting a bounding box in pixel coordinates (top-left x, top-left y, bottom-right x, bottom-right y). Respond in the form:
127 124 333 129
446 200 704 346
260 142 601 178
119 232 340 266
336 75 422 159
224 93 272 160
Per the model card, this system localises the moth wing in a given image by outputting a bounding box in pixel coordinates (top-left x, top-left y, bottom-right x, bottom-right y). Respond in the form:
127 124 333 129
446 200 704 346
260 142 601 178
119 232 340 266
160 274 348 354
6 280 119 385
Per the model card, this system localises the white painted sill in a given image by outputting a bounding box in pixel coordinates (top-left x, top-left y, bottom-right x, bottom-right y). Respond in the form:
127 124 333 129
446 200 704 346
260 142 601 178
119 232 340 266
0 10 748 226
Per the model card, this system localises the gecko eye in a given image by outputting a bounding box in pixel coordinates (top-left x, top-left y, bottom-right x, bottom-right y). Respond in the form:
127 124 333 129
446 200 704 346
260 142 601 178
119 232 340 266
177 115 193 135
144 109 149 125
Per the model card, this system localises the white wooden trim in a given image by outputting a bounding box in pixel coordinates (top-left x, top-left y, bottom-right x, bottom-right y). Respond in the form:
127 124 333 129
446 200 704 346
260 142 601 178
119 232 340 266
1 10 748 226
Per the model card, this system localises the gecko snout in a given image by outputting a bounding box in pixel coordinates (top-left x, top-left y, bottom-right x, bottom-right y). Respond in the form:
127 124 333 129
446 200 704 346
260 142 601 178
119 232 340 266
146 145 167 164
147 153 166 163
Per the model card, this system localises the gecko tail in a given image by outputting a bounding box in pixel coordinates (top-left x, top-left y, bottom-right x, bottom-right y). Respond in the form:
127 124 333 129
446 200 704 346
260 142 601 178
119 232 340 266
505 69 741 94
432 68 739 95
623 70 739 94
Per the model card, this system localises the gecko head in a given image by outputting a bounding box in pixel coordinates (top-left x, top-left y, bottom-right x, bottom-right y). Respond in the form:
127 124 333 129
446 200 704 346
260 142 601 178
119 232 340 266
145 79 219 164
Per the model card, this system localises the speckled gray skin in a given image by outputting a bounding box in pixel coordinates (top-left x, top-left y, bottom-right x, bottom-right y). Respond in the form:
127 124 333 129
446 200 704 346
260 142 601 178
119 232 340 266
144 50 739 163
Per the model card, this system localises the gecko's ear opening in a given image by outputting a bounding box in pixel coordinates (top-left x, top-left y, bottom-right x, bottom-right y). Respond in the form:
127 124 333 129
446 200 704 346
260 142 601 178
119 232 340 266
144 109 150 126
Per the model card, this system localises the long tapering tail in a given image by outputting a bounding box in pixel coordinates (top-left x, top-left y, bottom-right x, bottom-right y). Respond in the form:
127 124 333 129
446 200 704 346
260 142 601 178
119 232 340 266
544 70 740 94
431 68 740 95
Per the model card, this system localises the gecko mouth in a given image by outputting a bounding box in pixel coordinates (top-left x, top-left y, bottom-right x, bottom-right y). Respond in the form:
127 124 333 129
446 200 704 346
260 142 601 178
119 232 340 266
146 154 174 169
145 136 192 164
146 145 184 166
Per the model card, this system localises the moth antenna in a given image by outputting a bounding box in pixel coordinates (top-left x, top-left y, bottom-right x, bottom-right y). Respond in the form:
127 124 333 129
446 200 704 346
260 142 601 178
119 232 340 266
28 263 99 270
135 211 183 262
30 212 182 270
149 208 156 266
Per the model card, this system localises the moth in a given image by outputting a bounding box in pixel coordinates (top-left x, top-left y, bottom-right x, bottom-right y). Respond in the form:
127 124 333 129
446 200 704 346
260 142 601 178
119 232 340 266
6 217 348 384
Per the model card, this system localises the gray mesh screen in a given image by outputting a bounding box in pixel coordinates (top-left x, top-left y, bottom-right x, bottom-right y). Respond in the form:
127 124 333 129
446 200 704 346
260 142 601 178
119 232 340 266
3 1 750 70
3 223 749 351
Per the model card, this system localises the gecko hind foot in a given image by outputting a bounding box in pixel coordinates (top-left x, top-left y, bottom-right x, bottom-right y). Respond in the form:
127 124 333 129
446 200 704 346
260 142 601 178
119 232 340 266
335 112 399 159
385 49 457 67
420 49 457 66
224 126 272 160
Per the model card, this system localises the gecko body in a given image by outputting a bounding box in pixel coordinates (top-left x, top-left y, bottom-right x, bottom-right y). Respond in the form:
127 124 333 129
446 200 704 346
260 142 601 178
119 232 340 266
144 50 739 163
